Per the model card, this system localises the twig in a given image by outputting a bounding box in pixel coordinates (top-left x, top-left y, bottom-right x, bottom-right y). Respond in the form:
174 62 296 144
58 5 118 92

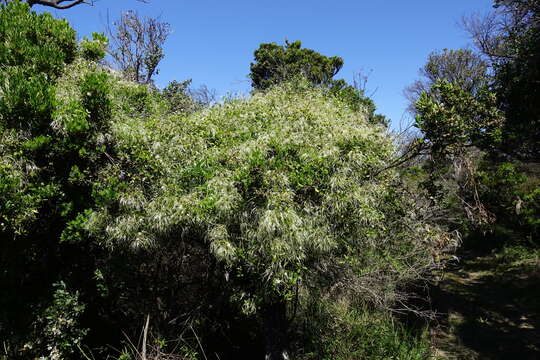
190 325 208 360
142 314 150 360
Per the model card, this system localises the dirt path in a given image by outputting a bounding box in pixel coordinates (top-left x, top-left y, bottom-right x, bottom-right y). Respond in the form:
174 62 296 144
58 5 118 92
430 252 540 359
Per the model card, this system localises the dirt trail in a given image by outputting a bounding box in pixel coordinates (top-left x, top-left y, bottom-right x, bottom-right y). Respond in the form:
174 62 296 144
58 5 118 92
430 252 540 359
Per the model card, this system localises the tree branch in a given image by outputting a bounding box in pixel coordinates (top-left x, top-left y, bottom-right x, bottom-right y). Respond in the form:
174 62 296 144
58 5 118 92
28 0 89 9
370 140 428 178
25 0 149 9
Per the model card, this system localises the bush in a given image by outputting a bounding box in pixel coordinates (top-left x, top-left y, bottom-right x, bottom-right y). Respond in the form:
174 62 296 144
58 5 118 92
33 282 88 360
87 81 451 357
475 161 540 245
0 1 76 132
0 1 76 75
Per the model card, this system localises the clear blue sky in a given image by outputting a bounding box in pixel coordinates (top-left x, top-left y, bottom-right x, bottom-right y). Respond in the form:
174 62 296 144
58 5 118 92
44 0 494 129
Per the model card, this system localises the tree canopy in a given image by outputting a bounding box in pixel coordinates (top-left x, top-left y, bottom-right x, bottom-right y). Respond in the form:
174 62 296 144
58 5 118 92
250 40 389 126
249 40 343 91
465 0 540 160
405 49 489 115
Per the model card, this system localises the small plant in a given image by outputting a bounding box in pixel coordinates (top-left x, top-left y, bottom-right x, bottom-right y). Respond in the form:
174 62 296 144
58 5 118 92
116 317 200 360
36 281 88 360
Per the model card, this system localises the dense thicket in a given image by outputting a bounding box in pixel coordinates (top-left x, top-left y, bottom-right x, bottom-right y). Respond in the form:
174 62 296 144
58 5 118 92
87 80 451 359
0 3 452 359
9 0 539 358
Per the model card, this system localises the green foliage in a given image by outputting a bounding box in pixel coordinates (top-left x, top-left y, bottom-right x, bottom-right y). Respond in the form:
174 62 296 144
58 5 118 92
0 3 120 355
0 1 76 75
115 82 153 115
423 49 488 90
85 80 449 357
405 48 489 117
330 79 389 126
476 162 525 216
250 40 388 126
470 160 539 244
0 157 58 234
495 244 540 269
521 188 540 238
250 40 343 90
34 281 88 360
161 79 202 114
92 82 396 295
0 0 76 132
294 300 431 360
490 0 540 160
415 80 504 157
412 11 540 252
0 4 449 357
80 71 112 129
79 32 108 62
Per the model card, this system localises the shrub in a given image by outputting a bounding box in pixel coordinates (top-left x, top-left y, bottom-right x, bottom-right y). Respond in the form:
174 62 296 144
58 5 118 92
87 81 451 358
33 282 89 360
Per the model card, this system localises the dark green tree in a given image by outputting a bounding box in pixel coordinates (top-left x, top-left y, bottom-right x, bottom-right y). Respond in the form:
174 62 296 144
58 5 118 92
492 0 540 160
249 40 343 91
250 40 388 125
0 2 117 357
465 0 540 160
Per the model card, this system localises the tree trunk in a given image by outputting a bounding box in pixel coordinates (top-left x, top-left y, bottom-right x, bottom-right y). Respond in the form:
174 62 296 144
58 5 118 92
262 299 290 360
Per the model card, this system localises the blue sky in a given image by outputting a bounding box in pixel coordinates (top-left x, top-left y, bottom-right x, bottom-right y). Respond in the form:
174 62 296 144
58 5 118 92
45 0 494 129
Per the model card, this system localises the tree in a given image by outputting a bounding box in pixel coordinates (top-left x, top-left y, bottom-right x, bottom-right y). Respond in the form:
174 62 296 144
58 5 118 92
249 40 343 91
161 79 216 114
405 49 489 115
250 40 388 125
464 0 540 160
407 48 505 229
0 2 117 357
414 80 504 157
108 10 170 84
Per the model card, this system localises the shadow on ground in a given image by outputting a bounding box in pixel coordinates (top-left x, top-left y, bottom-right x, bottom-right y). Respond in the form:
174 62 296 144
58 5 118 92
430 252 540 359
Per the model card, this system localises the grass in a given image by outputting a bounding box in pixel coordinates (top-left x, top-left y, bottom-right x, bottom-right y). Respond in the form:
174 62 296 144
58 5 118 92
294 300 433 360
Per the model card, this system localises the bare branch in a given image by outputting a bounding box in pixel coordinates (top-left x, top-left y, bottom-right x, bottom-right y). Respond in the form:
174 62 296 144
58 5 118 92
28 0 87 9
5 0 150 9
107 10 170 84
